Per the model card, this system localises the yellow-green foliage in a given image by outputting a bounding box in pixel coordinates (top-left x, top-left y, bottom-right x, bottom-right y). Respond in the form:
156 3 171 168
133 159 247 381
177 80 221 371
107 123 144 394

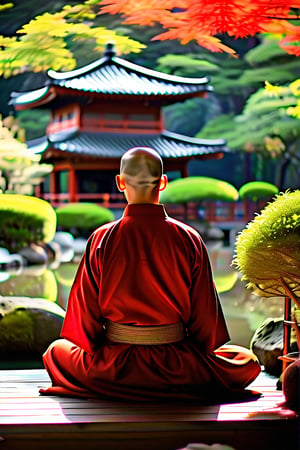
56 202 114 235
0 194 56 251
239 181 279 202
233 190 300 299
160 176 239 203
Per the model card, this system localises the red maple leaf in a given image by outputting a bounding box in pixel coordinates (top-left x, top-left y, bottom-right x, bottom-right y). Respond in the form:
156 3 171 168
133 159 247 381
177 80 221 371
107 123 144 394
98 1 300 55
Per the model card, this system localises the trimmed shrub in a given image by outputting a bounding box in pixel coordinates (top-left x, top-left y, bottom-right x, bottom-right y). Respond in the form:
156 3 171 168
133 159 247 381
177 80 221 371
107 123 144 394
0 194 56 252
56 203 114 237
160 176 239 203
239 181 279 202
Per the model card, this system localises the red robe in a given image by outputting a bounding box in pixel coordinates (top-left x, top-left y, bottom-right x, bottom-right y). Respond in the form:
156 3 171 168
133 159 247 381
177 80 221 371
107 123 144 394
41 204 260 401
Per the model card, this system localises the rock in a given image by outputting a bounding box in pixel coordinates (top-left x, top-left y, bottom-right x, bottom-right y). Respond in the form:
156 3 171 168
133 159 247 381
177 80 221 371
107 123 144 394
53 232 75 262
0 296 65 357
73 237 87 256
207 227 225 240
42 241 62 268
250 317 297 376
0 247 23 272
53 231 74 248
19 243 48 266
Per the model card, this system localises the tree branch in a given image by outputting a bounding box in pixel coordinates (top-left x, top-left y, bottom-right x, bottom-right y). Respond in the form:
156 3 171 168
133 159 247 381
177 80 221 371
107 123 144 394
280 276 300 308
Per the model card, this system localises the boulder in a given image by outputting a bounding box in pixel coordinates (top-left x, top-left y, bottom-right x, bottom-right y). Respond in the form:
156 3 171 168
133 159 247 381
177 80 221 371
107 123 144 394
251 317 297 376
0 296 65 358
19 243 48 266
53 232 75 262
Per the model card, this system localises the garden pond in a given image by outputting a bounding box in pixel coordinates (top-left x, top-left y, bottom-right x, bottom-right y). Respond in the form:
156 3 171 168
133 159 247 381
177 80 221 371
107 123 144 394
0 241 284 368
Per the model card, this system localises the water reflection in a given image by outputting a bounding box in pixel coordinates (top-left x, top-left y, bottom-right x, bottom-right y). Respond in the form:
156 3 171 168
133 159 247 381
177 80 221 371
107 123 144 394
0 243 284 347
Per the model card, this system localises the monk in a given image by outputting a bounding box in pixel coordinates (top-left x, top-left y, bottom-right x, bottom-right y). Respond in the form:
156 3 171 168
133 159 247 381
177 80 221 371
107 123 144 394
40 147 261 402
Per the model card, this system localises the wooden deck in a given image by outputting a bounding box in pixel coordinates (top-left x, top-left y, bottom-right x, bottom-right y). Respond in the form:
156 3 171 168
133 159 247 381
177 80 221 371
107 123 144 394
0 369 299 450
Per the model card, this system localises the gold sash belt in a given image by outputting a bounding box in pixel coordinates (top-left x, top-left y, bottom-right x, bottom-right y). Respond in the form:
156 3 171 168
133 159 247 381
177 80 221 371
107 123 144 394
105 321 185 345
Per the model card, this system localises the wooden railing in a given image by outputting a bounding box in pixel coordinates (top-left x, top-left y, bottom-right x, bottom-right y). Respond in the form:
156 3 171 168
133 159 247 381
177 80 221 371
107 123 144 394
38 190 252 224
41 192 126 209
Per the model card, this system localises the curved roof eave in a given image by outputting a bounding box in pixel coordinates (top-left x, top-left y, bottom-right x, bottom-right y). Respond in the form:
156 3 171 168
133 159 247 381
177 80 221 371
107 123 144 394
47 55 210 87
10 86 56 109
40 131 227 160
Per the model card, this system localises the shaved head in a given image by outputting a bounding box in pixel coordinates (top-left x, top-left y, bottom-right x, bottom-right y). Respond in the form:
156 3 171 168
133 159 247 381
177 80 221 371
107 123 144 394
120 147 163 188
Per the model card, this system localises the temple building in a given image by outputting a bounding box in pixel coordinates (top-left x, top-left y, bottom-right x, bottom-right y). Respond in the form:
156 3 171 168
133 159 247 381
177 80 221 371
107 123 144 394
10 43 227 209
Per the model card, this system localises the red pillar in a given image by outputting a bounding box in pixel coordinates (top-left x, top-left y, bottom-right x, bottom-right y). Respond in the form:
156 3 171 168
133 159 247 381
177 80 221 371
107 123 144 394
69 167 78 203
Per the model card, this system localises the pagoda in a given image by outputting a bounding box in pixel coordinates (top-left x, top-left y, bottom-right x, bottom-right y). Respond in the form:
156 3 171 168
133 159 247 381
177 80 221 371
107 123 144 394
10 43 227 208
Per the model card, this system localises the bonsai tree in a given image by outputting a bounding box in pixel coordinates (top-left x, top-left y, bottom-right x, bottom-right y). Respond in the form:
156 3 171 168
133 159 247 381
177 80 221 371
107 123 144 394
233 190 300 307
233 190 300 408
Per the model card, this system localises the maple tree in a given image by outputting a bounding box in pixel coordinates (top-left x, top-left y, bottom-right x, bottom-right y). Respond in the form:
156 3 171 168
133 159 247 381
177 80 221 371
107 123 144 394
197 85 300 189
0 1 144 77
98 0 300 56
266 78 300 118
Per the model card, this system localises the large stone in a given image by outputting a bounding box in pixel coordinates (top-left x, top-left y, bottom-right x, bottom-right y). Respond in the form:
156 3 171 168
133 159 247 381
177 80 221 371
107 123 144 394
0 296 65 357
251 317 297 376
19 243 48 266
53 232 75 262
0 247 23 272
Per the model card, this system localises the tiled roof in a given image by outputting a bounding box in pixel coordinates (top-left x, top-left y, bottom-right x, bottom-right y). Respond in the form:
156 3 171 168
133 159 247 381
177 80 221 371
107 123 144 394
48 61 211 98
11 45 212 107
29 130 227 159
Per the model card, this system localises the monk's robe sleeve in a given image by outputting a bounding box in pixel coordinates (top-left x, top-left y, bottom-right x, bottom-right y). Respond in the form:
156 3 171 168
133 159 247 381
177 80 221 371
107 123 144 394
60 232 103 355
187 232 230 354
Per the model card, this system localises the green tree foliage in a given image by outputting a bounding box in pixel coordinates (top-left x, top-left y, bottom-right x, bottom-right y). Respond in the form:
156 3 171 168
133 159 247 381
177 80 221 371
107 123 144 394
16 109 50 141
0 1 144 78
0 116 52 194
163 97 221 137
233 190 300 308
0 3 13 14
241 37 300 87
197 87 300 189
156 54 220 77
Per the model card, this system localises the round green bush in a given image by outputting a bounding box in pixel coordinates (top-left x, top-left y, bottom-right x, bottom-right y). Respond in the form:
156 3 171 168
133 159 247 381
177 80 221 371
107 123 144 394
239 181 279 202
0 194 56 252
160 176 239 203
56 203 114 237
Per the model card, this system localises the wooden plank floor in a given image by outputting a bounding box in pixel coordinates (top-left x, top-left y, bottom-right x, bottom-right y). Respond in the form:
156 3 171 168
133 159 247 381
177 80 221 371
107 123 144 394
0 368 299 450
